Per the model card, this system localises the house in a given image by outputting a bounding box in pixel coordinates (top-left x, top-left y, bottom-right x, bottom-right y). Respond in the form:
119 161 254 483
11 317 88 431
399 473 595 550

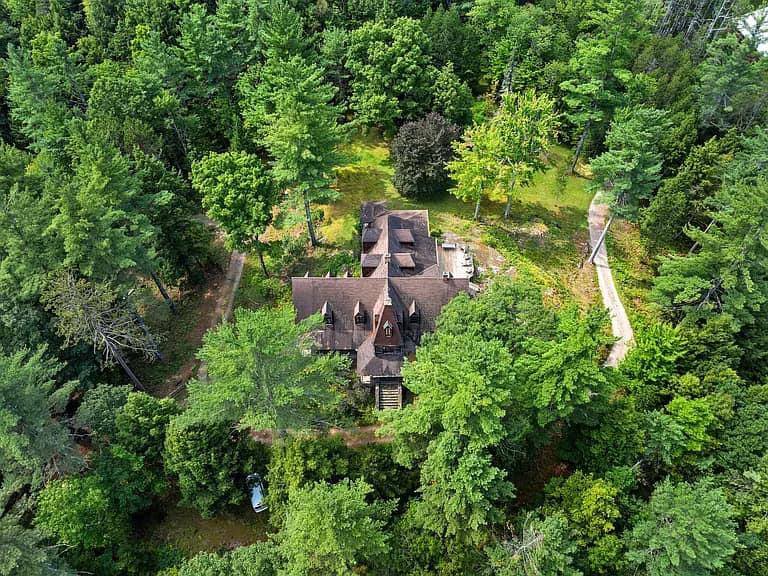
292 202 471 409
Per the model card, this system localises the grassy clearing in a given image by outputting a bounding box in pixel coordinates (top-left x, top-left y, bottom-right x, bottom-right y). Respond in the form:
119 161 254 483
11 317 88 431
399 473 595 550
320 131 598 305
141 500 269 556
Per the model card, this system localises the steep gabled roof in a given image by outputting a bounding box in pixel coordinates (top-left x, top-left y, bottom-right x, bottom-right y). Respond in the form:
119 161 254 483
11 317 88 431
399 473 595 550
292 202 470 380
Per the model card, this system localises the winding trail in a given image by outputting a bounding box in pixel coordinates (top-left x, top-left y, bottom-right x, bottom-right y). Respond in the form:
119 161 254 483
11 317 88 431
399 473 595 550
165 214 246 393
588 195 634 367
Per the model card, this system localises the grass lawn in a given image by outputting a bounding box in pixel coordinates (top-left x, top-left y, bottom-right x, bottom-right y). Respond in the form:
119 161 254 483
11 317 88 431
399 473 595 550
317 130 599 306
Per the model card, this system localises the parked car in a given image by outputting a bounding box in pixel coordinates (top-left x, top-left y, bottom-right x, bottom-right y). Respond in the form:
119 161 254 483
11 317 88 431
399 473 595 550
246 473 268 513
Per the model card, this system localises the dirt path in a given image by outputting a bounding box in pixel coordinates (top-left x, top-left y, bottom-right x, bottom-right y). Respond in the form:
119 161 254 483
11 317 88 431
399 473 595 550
588 195 634 367
163 215 246 396
251 425 392 448
195 249 245 383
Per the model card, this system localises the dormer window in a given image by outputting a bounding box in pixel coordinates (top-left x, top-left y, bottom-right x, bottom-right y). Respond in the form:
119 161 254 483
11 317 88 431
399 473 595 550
354 301 366 325
321 301 334 326
409 301 420 323
383 321 393 338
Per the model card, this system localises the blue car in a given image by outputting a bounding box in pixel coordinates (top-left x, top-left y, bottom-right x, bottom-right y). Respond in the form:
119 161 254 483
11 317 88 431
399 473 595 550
246 473 268 513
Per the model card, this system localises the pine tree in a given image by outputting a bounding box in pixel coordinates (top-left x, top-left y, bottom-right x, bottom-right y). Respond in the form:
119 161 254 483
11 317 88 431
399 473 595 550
559 0 650 172
653 176 768 327
240 56 345 247
50 129 157 286
590 106 669 221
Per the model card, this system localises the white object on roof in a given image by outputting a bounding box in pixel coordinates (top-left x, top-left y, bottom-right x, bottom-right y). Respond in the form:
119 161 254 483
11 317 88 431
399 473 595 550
442 242 456 250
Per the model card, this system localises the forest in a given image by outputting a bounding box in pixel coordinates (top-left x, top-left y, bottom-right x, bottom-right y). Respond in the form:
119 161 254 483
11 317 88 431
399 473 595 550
1 0 768 575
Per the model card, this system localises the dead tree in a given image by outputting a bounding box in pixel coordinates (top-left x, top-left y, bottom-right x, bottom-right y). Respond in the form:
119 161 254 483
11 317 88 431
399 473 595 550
43 272 161 389
655 0 735 44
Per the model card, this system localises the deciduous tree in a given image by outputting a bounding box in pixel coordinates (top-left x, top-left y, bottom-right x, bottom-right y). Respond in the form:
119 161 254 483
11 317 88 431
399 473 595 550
447 120 501 220
492 89 558 219
384 333 517 543
163 416 259 517
514 306 613 428
485 512 582 576
625 478 737 576
347 17 436 129
176 543 276 576
36 474 129 551
186 307 347 433
191 151 277 276
277 480 393 576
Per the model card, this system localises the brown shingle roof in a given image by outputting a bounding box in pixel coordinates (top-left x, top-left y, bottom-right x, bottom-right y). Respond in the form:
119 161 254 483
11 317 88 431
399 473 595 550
392 253 416 268
292 276 469 376
393 228 415 243
292 202 469 380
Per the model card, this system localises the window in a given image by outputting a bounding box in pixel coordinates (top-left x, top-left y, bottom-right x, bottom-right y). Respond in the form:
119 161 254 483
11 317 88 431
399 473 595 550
383 321 393 338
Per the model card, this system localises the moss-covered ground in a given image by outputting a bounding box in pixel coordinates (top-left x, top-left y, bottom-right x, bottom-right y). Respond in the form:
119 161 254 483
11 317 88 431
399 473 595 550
319 130 598 306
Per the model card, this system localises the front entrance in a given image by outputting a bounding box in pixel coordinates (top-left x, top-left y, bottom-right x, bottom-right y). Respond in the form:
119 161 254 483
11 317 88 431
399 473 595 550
374 378 403 409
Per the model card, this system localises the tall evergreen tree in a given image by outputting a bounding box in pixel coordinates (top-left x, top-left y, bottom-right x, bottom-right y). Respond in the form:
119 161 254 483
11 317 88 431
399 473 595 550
50 130 157 286
699 33 768 133
0 348 77 497
240 56 345 247
590 106 669 221
653 176 768 327
559 0 650 172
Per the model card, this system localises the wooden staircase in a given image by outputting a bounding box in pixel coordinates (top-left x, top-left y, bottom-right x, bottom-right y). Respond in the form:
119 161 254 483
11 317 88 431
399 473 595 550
376 381 403 410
